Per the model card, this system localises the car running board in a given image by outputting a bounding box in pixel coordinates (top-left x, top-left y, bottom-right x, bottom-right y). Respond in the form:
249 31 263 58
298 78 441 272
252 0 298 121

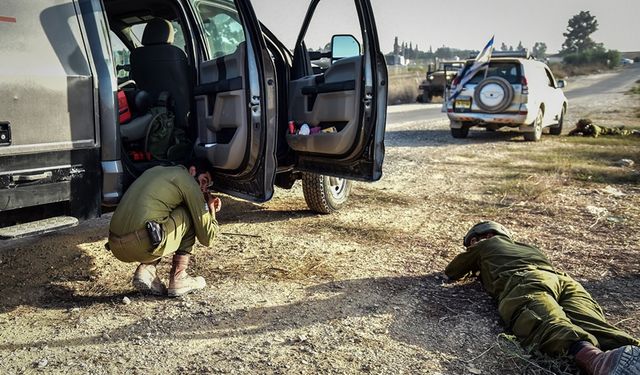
0 216 79 240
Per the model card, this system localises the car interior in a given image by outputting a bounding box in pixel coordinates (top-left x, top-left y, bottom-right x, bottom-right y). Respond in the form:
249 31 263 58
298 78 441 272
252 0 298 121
104 0 367 180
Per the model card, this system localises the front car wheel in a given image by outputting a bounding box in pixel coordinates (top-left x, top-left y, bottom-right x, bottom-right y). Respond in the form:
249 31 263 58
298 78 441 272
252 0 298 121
302 173 352 214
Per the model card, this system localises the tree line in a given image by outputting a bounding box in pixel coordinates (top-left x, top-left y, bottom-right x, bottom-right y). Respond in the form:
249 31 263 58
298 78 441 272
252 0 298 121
389 10 620 68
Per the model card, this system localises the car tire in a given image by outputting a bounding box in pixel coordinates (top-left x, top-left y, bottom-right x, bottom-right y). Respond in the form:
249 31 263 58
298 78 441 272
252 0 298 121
451 127 469 139
549 106 565 135
523 108 544 142
474 77 514 113
302 173 352 214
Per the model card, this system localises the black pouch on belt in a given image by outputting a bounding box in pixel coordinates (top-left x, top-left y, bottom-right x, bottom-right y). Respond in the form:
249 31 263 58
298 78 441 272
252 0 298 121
145 221 163 247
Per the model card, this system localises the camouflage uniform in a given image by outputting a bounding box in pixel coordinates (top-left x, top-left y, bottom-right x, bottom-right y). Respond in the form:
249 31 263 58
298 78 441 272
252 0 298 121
568 119 636 137
108 166 218 264
445 235 639 356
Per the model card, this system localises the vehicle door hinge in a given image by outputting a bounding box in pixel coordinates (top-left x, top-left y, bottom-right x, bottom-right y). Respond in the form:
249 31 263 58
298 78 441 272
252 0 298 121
249 96 260 112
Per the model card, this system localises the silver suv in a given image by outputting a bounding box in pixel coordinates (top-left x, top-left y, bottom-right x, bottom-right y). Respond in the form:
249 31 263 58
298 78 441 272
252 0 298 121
446 52 567 141
0 0 388 239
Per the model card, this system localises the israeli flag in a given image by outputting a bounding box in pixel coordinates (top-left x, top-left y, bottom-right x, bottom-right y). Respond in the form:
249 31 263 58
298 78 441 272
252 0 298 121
448 36 495 102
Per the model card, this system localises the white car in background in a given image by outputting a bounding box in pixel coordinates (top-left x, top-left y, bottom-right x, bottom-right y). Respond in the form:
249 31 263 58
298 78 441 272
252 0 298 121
446 52 568 141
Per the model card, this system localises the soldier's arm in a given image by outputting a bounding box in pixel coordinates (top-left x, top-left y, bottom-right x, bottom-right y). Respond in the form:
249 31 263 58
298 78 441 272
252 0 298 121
444 250 479 280
178 173 219 246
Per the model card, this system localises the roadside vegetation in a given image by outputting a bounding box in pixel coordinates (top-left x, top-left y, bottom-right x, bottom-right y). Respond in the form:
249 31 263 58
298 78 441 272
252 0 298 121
387 67 422 105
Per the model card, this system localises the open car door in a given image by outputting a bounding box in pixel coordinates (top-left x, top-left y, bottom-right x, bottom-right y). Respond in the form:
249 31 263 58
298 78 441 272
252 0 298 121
286 0 387 181
190 0 277 202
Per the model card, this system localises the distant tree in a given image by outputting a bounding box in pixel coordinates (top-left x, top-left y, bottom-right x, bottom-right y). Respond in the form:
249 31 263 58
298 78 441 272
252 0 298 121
508 45 514 52
500 42 508 51
562 11 600 53
393 36 400 55
516 41 525 52
532 42 547 59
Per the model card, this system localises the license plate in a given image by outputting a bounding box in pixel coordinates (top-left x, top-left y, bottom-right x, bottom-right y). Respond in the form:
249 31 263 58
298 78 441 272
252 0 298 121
455 98 471 109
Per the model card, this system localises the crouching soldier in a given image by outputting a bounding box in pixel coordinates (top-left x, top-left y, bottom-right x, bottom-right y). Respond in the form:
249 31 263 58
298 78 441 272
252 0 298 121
107 161 221 297
445 221 640 375
568 118 638 137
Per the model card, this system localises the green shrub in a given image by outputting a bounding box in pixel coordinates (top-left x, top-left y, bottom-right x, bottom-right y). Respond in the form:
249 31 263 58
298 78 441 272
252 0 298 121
563 49 621 68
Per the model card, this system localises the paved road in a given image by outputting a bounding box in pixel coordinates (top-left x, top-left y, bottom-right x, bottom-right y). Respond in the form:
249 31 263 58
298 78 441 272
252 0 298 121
566 63 640 100
386 64 640 126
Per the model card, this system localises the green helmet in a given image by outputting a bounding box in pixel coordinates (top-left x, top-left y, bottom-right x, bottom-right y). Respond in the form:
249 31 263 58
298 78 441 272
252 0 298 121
463 221 512 247
576 118 593 128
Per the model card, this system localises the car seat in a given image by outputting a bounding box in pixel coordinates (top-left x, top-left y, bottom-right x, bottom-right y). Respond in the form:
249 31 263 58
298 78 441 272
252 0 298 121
130 18 192 131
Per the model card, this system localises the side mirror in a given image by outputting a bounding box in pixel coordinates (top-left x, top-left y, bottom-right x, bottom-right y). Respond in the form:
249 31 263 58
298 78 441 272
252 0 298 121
556 79 566 89
331 34 360 60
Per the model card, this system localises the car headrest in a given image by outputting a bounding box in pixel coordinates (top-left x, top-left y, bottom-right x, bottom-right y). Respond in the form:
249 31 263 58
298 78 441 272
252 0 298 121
141 18 174 46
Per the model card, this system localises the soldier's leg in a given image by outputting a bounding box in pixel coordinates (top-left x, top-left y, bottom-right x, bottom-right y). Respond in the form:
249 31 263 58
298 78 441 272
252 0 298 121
160 206 205 297
156 206 196 257
558 275 640 350
498 269 597 356
132 259 166 295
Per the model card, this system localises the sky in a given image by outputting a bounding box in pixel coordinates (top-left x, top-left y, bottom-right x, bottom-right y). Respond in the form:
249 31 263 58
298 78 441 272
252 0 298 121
252 0 640 54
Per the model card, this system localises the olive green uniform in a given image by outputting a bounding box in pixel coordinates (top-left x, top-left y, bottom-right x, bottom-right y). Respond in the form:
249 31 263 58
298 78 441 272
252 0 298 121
445 236 639 355
108 166 218 263
568 123 635 137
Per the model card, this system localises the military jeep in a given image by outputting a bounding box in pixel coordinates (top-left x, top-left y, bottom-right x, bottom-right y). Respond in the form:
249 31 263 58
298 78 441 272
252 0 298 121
417 60 465 103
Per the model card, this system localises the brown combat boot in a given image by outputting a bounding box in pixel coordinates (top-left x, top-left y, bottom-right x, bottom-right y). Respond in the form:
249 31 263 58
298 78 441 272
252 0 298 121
168 253 206 297
132 261 166 296
575 342 640 375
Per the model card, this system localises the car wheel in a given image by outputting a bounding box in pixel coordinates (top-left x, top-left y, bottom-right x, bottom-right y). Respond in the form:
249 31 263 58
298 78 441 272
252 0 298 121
302 173 352 214
549 106 565 135
451 127 469 139
523 108 544 142
473 77 514 113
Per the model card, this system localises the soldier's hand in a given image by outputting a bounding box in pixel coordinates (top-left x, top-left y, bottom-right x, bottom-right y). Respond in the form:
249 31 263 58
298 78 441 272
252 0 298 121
206 194 222 213
212 197 222 213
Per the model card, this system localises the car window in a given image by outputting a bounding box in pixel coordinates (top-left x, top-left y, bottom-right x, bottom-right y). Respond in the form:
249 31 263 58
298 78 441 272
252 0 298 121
467 62 521 84
130 21 188 53
192 0 246 59
302 0 363 69
109 31 134 83
544 68 556 88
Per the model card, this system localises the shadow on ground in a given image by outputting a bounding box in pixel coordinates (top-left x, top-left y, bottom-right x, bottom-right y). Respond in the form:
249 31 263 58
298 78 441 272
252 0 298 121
216 197 316 225
385 129 528 147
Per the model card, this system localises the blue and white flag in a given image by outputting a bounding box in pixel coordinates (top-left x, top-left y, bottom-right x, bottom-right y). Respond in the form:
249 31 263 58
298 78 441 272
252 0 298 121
448 36 495 102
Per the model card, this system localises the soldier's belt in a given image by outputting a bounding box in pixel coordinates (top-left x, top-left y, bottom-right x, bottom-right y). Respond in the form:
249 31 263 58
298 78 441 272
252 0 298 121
108 227 153 251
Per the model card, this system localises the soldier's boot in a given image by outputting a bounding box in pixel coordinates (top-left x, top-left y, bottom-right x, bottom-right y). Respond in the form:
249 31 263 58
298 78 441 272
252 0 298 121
575 342 640 375
132 260 166 296
168 253 206 297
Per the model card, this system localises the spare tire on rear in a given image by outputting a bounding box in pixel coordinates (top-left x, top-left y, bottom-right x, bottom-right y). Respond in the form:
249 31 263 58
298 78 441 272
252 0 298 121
473 76 514 113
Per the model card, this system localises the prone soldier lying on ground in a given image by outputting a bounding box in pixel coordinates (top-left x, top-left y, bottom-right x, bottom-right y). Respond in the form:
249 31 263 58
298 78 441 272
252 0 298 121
568 118 639 137
445 221 640 375
107 161 221 297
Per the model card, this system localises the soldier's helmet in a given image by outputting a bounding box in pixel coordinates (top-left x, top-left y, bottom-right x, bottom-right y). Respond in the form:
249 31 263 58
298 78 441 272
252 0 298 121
576 119 593 128
463 221 513 247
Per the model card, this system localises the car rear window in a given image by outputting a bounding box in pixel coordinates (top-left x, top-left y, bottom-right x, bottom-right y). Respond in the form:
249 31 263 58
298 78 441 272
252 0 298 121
466 62 522 84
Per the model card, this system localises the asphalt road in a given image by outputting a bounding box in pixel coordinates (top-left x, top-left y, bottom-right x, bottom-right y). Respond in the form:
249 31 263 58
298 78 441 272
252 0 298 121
386 64 640 126
566 63 640 100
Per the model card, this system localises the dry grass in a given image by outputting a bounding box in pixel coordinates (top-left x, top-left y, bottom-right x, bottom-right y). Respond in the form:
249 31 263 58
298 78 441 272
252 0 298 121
388 68 423 105
494 173 565 203
507 138 640 185
549 63 609 79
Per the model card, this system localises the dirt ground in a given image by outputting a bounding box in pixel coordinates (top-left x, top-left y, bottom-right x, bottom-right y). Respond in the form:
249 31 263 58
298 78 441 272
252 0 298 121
1 73 639 375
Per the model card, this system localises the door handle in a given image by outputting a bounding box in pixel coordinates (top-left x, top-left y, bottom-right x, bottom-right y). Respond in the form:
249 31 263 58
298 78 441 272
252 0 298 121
11 171 52 183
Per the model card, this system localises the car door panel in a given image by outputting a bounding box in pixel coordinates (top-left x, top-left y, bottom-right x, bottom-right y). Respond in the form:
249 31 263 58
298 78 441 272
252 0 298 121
194 46 247 170
288 0 387 182
287 56 362 155
191 0 277 202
